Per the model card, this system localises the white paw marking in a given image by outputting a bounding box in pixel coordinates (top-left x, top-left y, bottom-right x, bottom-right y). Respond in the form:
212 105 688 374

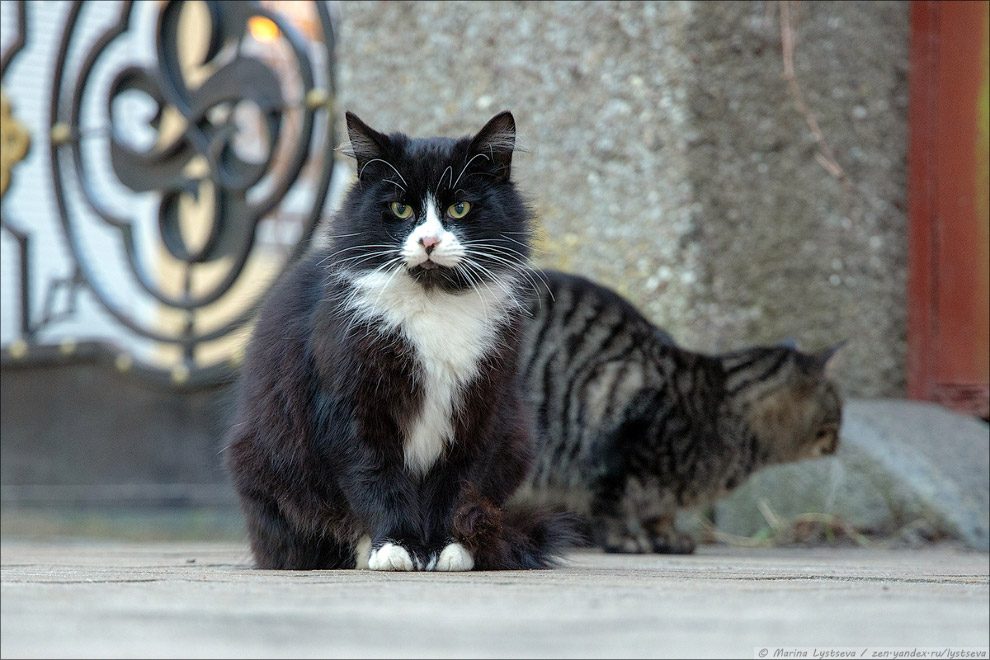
433 542 474 572
368 542 415 571
354 535 372 570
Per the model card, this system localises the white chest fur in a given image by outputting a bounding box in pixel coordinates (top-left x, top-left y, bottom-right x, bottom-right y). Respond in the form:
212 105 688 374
347 270 518 473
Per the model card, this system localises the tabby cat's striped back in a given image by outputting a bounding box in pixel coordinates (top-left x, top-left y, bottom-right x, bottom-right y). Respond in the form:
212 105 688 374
520 271 663 490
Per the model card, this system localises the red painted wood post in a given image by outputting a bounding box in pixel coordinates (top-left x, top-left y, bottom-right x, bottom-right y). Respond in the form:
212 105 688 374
907 0 990 419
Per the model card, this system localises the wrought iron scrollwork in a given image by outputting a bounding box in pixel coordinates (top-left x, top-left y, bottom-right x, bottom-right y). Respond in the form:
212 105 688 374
3 0 338 387
0 0 31 343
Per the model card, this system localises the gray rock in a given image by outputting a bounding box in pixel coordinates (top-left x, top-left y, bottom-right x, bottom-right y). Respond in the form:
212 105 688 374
712 399 990 551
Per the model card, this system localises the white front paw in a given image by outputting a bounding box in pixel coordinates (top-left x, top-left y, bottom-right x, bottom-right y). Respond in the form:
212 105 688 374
433 542 474 572
368 542 415 571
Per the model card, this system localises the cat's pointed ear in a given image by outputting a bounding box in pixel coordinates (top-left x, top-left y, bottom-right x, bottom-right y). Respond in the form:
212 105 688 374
468 110 516 181
811 341 847 372
345 111 389 179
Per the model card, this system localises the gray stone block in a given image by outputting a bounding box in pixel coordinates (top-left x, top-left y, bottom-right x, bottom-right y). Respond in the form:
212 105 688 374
713 399 990 551
332 1 911 398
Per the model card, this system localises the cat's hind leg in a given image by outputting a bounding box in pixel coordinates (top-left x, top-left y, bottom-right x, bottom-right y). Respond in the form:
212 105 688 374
593 516 653 554
644 513 696 554
240 492 354 569
589 480 653 554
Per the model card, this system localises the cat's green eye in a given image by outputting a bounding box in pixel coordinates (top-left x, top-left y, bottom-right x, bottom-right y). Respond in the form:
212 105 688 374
447 201 471 219
390 202 413 219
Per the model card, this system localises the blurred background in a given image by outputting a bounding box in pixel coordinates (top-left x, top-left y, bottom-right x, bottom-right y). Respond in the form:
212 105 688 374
1 1 987 550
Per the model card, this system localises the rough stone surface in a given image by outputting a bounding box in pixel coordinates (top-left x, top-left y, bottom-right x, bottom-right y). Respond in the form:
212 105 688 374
714 399 990 551
2 541 987 658
685 1 910 398
331 1 910 397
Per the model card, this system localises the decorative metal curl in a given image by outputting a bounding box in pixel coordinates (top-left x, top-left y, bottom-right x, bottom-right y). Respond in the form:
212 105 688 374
43 0 337 385
0 0 32 341
0 89 31 196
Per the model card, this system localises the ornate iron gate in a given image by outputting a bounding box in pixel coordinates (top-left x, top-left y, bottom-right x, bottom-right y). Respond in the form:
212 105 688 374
1 0 338 508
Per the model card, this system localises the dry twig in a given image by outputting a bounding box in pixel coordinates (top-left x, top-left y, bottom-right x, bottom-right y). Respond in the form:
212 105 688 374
778 0 850 186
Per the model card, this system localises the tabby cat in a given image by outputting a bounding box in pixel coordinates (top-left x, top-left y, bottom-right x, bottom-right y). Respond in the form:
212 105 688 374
516 270 843 554
225 111 575 571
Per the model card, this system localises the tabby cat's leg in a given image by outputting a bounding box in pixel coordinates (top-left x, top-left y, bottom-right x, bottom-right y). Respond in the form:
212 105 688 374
589 478 653 554
240 492 354 569
643 513 696 554
593 516 652 553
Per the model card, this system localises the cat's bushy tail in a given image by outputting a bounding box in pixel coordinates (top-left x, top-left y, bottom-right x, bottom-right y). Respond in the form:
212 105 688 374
452 486 583 570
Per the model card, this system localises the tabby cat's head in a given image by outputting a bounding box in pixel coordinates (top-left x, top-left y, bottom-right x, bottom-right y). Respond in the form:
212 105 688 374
722 344 844 463
331 111 530 293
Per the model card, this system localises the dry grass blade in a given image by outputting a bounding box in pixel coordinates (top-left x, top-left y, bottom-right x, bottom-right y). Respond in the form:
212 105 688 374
778 0 850 187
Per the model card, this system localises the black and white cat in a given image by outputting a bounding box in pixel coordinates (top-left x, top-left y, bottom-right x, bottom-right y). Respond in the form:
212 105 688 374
225 111 576 571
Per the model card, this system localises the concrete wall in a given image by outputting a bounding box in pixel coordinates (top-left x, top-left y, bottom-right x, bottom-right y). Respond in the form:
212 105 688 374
332 1 910 397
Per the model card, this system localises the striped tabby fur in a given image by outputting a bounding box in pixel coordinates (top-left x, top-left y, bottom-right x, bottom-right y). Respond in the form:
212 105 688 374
517 270 842 554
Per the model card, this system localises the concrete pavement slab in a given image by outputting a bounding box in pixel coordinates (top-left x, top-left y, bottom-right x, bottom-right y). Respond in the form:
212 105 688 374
1 540 987 658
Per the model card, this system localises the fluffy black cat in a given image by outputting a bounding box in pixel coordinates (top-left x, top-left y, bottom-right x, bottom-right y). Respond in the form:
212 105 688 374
225 111 576 571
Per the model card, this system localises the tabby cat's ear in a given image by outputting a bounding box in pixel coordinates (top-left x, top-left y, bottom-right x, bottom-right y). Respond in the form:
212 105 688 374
345 111 390 179
811 341 847 371
776 337 799 350
468 110 516 182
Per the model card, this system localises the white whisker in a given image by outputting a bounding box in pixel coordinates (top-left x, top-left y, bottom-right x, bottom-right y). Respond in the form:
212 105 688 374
315 243 402 268
437 165 453 191
334 257 404 338
359 158 408 188
497 233 533 251
458 244 549 306
455 262 492 329
456 255 526 313
452 152 491 189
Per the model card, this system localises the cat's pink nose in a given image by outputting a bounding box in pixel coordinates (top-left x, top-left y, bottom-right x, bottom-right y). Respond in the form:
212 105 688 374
419 235 439 255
